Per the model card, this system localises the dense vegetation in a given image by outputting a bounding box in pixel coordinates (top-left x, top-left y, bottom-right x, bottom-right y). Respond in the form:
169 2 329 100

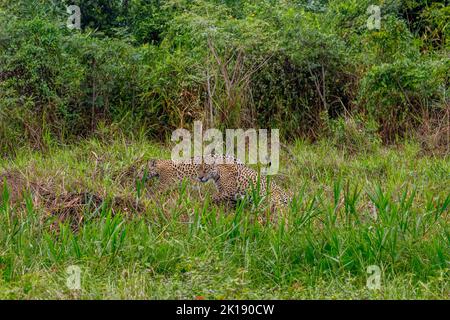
0 139 449 299
0 1 448 299
0 0 448 155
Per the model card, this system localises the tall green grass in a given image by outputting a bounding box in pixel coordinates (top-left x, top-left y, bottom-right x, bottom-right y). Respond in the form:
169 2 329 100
0 138 448 299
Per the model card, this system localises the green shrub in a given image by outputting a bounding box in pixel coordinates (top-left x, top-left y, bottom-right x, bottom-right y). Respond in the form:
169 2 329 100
0 0 448 153
0 16 84 153
358 57 448 141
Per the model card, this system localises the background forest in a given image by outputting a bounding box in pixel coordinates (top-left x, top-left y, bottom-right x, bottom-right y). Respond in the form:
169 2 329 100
0 0 448 299
0 0 448 154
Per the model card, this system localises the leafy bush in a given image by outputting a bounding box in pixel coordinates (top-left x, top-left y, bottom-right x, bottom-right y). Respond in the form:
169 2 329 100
0 17 84 153
0 0 448 154
359 57 448 141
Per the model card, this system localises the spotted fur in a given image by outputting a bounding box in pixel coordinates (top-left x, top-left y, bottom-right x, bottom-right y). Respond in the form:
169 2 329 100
197 162 290 210
145 154 241 192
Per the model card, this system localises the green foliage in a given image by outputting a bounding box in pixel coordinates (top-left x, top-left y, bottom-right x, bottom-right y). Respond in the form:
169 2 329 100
0 138 448 298
0 16 84 153
0 0 449 153
127 0 174 44
62 0 127 35
359 56 448 140
400 0 449 50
